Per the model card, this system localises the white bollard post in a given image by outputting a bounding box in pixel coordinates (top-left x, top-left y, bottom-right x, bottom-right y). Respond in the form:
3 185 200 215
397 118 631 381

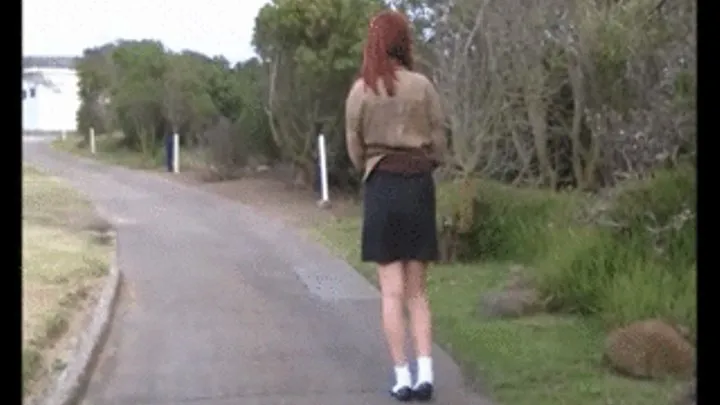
317 133 330 208
90 127 96 154
61 130 66 141
172 133 180 173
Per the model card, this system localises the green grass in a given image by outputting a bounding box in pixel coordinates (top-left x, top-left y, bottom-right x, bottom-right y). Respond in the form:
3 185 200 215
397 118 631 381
53 133 209 172
22 165 112 397
53 133 165 169
311 216 680 405
435 171 696 334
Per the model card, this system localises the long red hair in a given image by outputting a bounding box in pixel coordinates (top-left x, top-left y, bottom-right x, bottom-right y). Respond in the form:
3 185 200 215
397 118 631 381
360 10 414 97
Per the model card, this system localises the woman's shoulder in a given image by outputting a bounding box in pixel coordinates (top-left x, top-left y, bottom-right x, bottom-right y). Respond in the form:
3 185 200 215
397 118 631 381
347 78 366 97
346 79 367 109
397 68 430 80
397 70 434 89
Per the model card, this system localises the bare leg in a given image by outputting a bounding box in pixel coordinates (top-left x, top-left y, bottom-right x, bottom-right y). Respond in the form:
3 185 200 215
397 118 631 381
405 260 432 358
377 261 413 399
377 260 408 366
405 259 434 399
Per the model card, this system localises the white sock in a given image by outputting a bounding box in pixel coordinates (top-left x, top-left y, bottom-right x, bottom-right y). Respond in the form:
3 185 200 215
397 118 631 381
393 364 412 391
415 356 434 387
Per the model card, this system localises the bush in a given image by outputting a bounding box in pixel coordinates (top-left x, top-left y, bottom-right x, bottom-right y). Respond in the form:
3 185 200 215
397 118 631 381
535 164 696 331
197 117 253 181
610 165 696 271
440 164 696 332
436 178 584 262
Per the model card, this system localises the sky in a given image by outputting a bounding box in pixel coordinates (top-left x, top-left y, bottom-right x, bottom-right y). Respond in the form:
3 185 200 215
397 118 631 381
22 0 269 64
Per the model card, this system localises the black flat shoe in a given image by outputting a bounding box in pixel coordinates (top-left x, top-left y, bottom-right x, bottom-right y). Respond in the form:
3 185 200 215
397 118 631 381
412 382 434 402
390 386 412 402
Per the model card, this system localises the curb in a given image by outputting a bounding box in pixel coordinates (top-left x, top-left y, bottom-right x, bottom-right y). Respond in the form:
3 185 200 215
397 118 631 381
39 234 123 405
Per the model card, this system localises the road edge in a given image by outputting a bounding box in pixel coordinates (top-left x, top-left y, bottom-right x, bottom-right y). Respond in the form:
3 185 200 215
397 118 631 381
41 231 123 405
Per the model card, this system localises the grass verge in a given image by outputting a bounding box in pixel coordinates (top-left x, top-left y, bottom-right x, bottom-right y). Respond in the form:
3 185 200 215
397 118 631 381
52 133 206 171
22 165 113 397
311 216 679 405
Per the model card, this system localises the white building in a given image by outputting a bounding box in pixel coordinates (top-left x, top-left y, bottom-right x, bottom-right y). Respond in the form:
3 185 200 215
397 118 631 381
22 67 80 133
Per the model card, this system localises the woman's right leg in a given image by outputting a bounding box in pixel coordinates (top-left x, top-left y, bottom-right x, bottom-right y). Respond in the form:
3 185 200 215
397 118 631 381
405 260 434 399
405 260 432 357
377 260 412 399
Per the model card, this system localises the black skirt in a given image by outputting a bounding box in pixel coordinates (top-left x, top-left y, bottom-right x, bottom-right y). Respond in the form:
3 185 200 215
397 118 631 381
361 169 439 263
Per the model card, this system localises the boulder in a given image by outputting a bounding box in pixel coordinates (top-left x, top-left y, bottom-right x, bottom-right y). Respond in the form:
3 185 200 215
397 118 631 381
604 319 695 380
478 288 544 319
504 265 535 290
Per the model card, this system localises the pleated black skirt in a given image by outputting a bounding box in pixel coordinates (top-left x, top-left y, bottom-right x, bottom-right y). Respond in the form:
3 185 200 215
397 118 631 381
361 169 439 263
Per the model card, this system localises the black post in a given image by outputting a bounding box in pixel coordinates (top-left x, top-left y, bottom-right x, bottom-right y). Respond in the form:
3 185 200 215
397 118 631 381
165 134 173 172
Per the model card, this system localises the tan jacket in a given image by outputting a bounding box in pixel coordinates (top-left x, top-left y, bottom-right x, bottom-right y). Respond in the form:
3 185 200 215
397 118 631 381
345 68 447 181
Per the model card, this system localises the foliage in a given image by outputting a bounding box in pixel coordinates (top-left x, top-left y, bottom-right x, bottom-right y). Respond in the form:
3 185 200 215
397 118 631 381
437 178 584 262
109 40 169 151
197 117 252 181
394 0 695 189
75 41 277 172
75 0 694 191
253 0 383 187
416 0 696 333
437 163 695 332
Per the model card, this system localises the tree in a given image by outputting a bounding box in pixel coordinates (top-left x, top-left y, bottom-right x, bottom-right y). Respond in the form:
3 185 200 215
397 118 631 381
406 0 696 189
253 0 384 186
72 0 694 193
76 43 117 135
108 40 169 155
162 52 217 143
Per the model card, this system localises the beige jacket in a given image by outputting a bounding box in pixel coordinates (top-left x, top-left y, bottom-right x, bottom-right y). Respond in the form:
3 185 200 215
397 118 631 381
345 68 448 181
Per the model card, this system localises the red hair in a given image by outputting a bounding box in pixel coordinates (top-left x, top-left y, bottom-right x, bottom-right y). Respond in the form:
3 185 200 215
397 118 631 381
360 10 414 97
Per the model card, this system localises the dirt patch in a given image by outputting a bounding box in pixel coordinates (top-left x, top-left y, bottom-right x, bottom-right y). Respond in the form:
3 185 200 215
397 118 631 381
22 165 113 399
166 168 360 229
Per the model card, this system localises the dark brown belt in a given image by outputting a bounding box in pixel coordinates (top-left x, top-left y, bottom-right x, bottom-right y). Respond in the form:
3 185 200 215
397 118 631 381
375 151 435 174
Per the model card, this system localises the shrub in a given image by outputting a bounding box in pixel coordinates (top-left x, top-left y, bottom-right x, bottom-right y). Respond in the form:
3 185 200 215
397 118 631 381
534 164 696 331
472 183 583 263
197 117 253 181
436 177 481 261
610 165 696 270
599 261 696 335
436 178 584 262
439 164 696 332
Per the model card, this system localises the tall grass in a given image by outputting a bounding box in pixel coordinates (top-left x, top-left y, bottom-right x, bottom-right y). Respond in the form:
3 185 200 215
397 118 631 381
437 164 696 333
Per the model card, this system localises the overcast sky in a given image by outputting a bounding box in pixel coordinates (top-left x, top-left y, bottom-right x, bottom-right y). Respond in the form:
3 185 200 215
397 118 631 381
22 0 268 63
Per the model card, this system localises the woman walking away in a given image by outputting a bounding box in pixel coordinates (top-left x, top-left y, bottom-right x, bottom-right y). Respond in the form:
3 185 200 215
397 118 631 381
344 10 447 403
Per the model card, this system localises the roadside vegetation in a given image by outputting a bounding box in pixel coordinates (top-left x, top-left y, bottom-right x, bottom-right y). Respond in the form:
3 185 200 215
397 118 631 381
22 165 114 397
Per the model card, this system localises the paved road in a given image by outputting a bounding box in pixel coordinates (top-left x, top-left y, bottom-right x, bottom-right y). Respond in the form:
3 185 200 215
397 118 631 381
23 141 494 405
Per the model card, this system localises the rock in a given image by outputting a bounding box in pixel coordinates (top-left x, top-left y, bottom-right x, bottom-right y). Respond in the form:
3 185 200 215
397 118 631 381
478 288 544 319
504 265 534 290
477 265 543 319
604 319 695 380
